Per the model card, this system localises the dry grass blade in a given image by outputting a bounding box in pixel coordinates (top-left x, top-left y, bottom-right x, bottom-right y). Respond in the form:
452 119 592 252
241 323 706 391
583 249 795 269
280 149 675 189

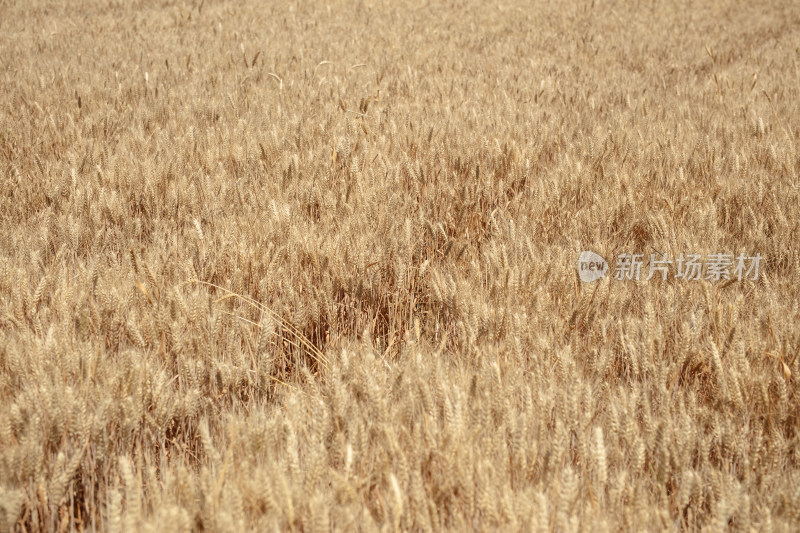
186 278 330 369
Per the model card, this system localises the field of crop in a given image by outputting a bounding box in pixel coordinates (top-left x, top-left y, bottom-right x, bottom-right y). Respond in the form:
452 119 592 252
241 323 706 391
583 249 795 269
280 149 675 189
1 0 799 531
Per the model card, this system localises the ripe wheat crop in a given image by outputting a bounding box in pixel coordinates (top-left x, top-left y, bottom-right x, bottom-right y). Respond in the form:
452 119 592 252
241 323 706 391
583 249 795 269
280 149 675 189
1 0 799 531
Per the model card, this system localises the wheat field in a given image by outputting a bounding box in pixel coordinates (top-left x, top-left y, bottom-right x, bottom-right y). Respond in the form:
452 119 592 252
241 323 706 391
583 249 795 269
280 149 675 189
1 0 799 531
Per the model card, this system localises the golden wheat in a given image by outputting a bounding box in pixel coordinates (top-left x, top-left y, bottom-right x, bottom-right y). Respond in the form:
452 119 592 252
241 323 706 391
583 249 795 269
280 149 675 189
1 0 799 531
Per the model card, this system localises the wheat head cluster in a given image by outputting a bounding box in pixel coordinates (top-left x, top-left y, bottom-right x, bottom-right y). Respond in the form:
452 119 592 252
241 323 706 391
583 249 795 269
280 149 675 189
0 0 799 531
